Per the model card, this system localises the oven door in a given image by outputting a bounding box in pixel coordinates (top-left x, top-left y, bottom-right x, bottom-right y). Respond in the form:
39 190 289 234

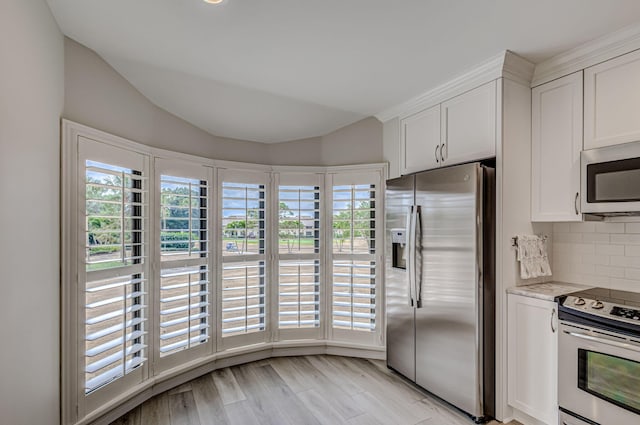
581 142 640 214
559 322 640 424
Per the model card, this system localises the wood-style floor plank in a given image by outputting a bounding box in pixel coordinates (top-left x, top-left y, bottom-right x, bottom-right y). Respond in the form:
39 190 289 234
230 363 294 425
190 374 230 425
211 367 246 405
140 392 171 425
168 391 201 425
110 355 523 425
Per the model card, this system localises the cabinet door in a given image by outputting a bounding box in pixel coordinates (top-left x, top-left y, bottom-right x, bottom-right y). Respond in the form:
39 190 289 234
400 105 441 174
441 81 496 166
507 294 558 425
531 71 583 222
585 49 640 149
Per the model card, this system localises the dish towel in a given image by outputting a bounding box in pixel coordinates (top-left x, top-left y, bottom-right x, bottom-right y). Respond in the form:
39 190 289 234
515 235 552 279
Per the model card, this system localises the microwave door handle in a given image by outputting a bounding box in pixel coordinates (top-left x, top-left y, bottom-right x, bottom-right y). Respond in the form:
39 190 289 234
564 330 640 352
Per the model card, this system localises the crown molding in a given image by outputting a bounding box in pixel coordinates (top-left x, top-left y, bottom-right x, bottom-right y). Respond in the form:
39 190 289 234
375 50 533 122
532 22 640 87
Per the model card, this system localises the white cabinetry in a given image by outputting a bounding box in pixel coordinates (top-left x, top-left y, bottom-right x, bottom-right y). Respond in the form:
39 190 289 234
531 72 583 222
441 80 497 166
507 294 558 425
400 105 441 174
585 49 640 149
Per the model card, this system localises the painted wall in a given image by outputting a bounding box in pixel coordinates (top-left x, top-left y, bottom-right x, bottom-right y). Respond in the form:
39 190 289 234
65 37 383 167
320 117 383 166
64 37 270 163
0 1 64 424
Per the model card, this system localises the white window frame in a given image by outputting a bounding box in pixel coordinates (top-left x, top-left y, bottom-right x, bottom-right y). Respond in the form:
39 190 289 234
326 170 385 347
273 172 325 341
153 158 215 372
217 168 271 350
63 130 152 422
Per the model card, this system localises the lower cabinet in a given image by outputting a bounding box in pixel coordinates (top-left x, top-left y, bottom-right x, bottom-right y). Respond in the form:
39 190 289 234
507 293 558 425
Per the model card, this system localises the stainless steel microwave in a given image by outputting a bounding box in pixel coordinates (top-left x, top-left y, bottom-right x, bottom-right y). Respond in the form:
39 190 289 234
581 141 640 215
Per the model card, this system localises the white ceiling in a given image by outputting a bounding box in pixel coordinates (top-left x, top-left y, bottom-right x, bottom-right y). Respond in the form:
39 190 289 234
48 0 640 143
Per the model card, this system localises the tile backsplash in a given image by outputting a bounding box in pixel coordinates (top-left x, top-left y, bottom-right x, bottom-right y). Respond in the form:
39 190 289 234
553 220 640 291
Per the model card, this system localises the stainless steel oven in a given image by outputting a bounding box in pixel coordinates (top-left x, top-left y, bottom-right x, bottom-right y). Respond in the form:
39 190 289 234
581 141 640 215
558 290 640 425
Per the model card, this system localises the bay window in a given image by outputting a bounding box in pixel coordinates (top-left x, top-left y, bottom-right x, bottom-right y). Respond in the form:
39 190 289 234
62 122 384 425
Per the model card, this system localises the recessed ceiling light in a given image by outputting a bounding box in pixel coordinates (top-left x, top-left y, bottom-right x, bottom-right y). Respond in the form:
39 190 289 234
203 0 224 4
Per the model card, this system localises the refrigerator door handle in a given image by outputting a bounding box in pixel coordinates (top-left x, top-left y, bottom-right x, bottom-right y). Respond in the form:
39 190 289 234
414 205 423 308
406 205 415 307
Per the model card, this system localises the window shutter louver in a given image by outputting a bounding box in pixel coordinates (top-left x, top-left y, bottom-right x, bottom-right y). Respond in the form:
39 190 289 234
278 184 321 330
83 159 147 394
159 175 210 357
221 181 267 337
331 183 377 332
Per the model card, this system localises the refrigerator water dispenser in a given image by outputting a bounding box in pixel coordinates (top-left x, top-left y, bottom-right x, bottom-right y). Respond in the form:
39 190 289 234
391 229 407 269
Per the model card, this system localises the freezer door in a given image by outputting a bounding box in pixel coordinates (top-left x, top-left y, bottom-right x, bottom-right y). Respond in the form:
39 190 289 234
414 163 483 417
385 174 416 381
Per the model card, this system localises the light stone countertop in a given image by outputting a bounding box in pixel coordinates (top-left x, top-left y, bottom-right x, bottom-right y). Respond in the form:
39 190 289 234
506 281 593 302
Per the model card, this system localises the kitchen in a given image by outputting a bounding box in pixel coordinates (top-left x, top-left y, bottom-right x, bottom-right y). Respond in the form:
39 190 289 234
3 2 640 425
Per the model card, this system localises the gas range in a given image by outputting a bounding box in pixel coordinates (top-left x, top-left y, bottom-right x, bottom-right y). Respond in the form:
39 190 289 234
558 287 640 425
559 288 640 336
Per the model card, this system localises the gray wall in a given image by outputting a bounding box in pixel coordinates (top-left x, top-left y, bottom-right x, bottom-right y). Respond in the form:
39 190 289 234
320 117 383 166
65 38 383 166
64 37 270 163
0 1 64 424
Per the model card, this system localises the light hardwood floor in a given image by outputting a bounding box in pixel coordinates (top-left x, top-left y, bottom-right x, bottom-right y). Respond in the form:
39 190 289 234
110 355 520 425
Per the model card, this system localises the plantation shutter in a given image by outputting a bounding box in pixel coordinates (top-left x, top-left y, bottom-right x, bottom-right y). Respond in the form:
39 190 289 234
276 173 323 339
155 159 212 366
330 170 382 344
79 137 149 396
219 169 269 349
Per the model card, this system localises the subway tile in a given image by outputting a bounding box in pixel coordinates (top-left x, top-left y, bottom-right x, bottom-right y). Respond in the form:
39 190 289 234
582 254 610 266
583 233 610 244
595 244 625 256
611 234 640 245
611 256 640 269
553 223 572 233
571 222 596 233
595 222 625 233
595 265 626 278
625 245 640 257
625 268 640 281
626 223 640 233
554 232 583 243
609 278 640 292
554 242 595 255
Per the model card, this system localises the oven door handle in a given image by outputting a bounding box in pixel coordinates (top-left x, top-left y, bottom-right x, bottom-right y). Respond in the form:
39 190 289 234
564 330 640 353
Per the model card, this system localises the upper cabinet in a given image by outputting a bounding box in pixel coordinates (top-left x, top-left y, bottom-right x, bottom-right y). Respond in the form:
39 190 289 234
441 81 497 166
584 49 640 150
400 104 441 175
397 80 497 175
531 71 583 222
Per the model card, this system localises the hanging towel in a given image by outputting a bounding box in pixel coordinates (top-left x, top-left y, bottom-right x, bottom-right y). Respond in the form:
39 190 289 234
515 235 552 279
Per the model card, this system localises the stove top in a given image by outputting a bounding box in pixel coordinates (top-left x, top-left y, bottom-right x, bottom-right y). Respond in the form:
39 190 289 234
559 288 640 332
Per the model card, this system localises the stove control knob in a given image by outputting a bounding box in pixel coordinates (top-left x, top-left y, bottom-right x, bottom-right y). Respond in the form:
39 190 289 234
591 300 604 310
574 297 586 306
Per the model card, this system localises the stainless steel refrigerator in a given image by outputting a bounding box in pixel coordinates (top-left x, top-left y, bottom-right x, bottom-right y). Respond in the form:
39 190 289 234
385 162 495 423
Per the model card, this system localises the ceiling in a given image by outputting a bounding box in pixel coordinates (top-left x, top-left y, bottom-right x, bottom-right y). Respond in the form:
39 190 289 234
47 0 640 143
